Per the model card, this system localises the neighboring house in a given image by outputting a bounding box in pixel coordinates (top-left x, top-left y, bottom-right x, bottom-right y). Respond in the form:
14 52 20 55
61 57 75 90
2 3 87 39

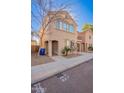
31 40 39 53
31 32 40 53
77 30 93 52
40 11 78 57
31 40 37 46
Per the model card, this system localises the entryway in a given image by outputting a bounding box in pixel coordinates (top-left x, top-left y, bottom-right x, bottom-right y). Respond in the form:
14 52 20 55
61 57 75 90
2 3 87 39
77 43 80 52
52 40 58 56
81 43 85 52
45 41 48 55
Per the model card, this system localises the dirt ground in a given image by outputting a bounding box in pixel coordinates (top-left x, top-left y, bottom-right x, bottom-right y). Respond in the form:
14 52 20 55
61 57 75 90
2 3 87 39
31 54 55 66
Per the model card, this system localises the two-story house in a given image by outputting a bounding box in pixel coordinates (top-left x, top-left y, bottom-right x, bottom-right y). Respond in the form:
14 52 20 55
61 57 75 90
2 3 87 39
77 30 93 52
40 11 78 57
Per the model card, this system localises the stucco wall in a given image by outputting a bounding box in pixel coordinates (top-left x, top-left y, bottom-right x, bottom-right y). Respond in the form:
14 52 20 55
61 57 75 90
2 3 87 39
41 11 78 56
85 30 93 45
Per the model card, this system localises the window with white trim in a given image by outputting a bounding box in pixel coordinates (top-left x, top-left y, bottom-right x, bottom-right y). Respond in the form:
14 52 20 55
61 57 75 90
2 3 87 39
69 25 74 32
55 20 74 33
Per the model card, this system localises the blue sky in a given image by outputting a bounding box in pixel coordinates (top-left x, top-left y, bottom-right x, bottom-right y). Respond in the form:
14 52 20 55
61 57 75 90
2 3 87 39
32 0 93 32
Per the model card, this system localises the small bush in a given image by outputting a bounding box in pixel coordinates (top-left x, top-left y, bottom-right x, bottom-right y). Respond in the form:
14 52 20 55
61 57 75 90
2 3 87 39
61 49 65 55
61 46 71 56
88 46 93 51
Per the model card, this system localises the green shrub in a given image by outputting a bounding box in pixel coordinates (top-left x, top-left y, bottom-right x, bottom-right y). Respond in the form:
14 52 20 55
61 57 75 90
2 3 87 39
61 49 65 55
88 46 93 51
61 46 71 56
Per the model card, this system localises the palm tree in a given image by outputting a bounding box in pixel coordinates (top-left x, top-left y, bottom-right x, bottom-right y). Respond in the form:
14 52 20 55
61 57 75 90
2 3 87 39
82 24 93 32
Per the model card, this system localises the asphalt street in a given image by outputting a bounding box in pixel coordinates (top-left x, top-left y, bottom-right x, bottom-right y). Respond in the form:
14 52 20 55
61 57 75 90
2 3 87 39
32 59 93 93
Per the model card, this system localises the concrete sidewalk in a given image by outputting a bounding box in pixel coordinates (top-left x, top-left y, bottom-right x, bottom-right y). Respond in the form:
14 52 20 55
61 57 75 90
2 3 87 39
32 52 93 84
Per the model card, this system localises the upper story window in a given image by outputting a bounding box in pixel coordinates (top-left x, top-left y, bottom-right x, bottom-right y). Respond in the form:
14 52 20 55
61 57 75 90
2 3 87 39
63 22 66 31
66 24 69 32
69 25 74 32
55 20 74 33
55 20 62 30
55 21 60 29
60 21 63 30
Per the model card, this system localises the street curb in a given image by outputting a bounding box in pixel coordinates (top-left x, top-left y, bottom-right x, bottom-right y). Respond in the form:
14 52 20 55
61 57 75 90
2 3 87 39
32 54 93 85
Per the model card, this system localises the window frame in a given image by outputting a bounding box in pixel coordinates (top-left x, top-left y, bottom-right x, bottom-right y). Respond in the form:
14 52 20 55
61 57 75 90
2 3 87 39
69 24 74 32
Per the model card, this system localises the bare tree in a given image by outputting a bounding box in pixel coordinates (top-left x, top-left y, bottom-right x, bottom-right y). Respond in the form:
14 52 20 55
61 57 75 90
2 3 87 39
31 0 73 49
31 31 39 41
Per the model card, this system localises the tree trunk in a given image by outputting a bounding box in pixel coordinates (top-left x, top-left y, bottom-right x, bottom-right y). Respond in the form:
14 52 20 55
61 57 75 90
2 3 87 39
40 28 45 48
38 34 45 56
65 51 68 56
40 37 45 48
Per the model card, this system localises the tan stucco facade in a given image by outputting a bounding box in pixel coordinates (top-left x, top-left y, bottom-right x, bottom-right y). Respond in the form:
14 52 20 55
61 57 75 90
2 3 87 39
39 11 93 56
77 30 93 52
40 11 78 56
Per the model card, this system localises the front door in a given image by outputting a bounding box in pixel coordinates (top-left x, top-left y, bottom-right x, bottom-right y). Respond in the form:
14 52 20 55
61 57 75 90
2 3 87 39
82 43 85 52
77 43 80 52
52 41 58 55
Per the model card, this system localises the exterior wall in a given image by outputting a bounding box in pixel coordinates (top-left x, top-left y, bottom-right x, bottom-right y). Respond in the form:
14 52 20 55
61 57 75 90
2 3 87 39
45 25 77 56
84 30 93 47
41 11 78 56
78 30 93 52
